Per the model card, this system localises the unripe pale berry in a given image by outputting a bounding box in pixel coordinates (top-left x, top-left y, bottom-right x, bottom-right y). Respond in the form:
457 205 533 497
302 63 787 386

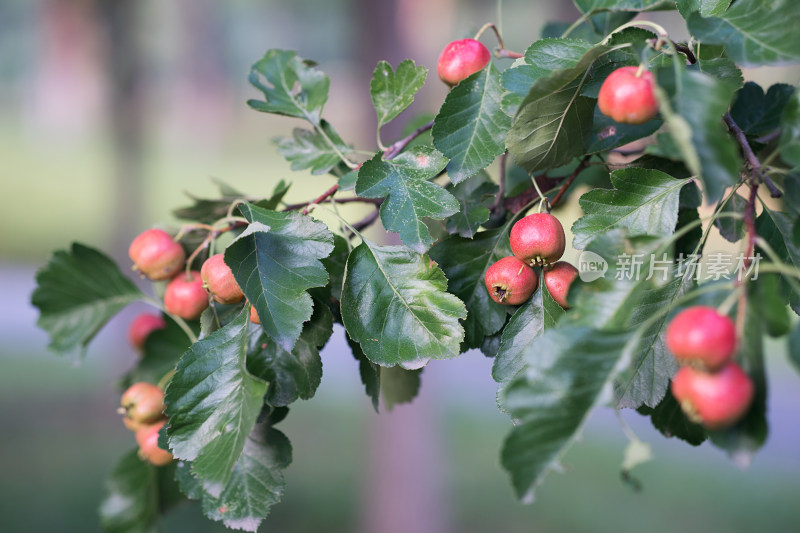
665 306 737 371
510 213 566 267
120 382 165 425
128 229 186 281
671 363 754 430
597 66 659 125
543 261 579 309
136 419 173 466
437 38 491 86
164 271 209 320
201 253 244 304
128 313 167 351
485 256 538 305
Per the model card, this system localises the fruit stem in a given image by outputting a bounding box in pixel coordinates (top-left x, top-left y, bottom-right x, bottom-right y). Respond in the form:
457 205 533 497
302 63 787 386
174 223 214 242
717 285 743 316
530 174 550 213
560 11 592 39
142 297 198 344
157 368 176 391
473 22 495 42
635 63 645 78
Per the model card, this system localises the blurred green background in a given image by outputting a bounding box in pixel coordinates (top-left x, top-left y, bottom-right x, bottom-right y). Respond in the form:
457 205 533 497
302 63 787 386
2 0 799 532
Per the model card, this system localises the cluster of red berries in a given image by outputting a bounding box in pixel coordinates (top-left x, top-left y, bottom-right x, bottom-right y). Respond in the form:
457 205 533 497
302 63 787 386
118 382 172 466
484 213 578 308
666 306 754 430
128 228 249 321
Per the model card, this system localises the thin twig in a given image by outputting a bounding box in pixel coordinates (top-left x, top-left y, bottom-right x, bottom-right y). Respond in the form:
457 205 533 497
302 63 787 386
283 196 381 212
754 129 781 145
496 49 523 59
743 183 759 272
300 183 339 215
673 42 696 64
550 156 591 209
724 112 783 198
382 120 434 160
491 152 508 212
351 209 380 232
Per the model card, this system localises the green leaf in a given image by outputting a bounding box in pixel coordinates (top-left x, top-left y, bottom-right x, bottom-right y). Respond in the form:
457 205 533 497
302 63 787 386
174 180 290 225
429 228 511 350
586 106 662 154
687 0 800 67
348 336 381 412
636 390 707 446
674 181 703 257
654 65 740 203
226 203 334 351
779 89 800 168
175 423 292 532
246 302 333 407
757 274 790 337
340 240 466 369
99 450 160 533
493 283 565 383
445 170 498 238
501 327 631 500
506 39 608 173
275 121 350 175
613 275 691 409
122 316 192 388
356 146 457 253
694 56 744 89
572 168 691 249
573 0 672 12
730 82 795 137
32 243 144 362
433 63 512 183
756 208 800 269
247 49 329 123
380 365 423 410
165 308 268 497
677 0 733 17
788 323 800 376
714 193 747 243
322 233 349 303
370 59 428 129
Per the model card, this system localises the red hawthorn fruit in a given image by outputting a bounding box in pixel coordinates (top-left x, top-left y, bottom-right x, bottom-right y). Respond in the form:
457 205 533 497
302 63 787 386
128 313 167 351
671 363 754 430
597 66 659 125
665 306 737 371
510 213 566 267
437 38 491 86
120 382 165 425
485 256 538 305
543 261 579 309
164 271 209 320
249 304 261 325
128 229 186 281
136 419 173 467
201 253 244 305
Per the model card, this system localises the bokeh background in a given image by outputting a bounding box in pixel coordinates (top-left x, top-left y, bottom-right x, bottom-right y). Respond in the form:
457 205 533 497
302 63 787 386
1 0 799 532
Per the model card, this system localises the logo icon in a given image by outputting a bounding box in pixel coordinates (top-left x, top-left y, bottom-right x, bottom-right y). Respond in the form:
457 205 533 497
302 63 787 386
577 251 608 282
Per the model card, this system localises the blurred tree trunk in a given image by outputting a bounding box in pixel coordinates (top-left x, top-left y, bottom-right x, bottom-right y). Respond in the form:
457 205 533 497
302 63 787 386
96 0 145 258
